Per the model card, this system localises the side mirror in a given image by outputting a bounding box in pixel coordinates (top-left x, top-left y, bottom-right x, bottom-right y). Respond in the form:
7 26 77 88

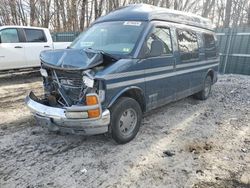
149 40 164 57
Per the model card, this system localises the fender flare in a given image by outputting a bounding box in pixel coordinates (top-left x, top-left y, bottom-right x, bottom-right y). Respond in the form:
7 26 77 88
205 68 215 82
107 86 145 109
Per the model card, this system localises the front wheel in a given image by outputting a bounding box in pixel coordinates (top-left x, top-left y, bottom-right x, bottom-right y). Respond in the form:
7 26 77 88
109 97 142 144
194 75 212 100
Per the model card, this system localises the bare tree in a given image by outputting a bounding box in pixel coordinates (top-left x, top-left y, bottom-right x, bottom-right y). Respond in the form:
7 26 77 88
202 0 216 18
224 0 232 27
247 2 250 26
29 0 37 26
80 0 87 30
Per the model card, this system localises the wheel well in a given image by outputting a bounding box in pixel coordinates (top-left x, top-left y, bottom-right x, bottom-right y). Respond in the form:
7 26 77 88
207 70 214 81
120 89 146 112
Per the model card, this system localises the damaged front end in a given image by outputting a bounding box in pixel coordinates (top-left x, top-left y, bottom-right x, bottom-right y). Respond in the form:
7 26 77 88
25 48 114 135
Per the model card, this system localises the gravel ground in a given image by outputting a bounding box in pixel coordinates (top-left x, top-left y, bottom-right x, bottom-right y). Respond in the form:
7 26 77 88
0 72 249 188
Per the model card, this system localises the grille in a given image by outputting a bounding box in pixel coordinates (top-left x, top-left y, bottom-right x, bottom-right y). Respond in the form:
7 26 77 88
49 68 84 103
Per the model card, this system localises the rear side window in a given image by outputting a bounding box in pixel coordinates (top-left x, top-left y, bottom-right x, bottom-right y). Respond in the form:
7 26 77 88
0 28 20 43
177 29 199 61
203 33 216 58
24 29 47 42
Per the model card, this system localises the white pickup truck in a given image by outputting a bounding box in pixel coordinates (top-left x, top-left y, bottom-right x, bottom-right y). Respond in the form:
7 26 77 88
0 26 71 71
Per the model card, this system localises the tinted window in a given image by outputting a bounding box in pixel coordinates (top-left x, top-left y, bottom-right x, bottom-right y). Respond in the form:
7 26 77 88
145 27 172 56
0 29 19 43
204 33 216 58
177 29 199 61
24 29 47 42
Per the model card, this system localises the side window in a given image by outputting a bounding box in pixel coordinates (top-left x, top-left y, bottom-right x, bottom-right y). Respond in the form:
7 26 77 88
203 33 216 58
24 29 47 42
0 29 20 43
177 29 199 61
144 27 172 56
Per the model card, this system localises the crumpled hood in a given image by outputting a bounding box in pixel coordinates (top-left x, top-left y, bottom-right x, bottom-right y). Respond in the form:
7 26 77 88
40 48 103 70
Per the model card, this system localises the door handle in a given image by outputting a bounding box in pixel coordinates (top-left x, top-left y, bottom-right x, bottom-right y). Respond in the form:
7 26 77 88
44 45 50 48
14 46 23 48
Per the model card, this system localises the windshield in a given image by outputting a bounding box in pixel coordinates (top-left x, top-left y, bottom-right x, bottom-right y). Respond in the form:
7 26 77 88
70 21 146 56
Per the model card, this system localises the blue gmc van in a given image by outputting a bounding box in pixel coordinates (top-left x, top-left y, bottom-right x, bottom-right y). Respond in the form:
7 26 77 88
26 4 219 144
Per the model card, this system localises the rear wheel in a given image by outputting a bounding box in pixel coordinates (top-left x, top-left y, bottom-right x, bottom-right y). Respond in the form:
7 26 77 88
109 97 142 144
194 75 212 100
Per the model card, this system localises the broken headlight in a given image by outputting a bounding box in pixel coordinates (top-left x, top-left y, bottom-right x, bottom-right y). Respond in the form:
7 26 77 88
82 70 106 103
82 70 95 88
82 75 94 88
40 68 48 77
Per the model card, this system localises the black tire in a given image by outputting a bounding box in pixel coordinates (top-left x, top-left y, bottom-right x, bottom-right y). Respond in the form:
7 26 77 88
194 75 212 100
109 97 142 144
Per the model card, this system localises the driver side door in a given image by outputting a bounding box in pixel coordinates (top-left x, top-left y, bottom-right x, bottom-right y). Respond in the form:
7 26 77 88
140 25 176 110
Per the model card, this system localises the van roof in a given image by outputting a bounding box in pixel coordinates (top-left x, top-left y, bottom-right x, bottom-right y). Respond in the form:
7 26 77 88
94 4 214 31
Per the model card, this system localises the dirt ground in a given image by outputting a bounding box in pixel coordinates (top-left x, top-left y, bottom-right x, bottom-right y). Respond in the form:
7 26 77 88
0 71 249 188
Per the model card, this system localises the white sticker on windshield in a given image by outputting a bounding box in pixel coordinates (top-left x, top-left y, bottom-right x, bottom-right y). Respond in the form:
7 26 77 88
123 21 142 26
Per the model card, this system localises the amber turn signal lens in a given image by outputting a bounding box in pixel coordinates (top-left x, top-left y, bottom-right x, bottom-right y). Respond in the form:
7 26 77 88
88 109 100 118
86 95 100 118
86 95 98 105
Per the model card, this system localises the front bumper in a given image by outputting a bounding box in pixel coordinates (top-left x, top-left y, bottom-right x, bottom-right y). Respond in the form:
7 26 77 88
25 92 110 135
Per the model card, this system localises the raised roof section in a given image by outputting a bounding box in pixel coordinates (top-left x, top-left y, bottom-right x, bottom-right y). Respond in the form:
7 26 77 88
94 4 214 31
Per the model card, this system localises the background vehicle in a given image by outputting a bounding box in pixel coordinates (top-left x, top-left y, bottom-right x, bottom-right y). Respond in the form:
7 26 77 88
0 26 71 70
26 4 219 144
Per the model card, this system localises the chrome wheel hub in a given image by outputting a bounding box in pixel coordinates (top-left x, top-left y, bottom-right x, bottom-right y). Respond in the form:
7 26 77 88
119 108 137 136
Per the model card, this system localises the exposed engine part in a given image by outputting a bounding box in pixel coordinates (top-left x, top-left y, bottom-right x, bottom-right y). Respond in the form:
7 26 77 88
41 66 101 108
47 95 56 104
53 70 72 106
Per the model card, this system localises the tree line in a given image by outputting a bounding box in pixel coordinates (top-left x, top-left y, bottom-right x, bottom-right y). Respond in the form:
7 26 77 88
0 0 249 32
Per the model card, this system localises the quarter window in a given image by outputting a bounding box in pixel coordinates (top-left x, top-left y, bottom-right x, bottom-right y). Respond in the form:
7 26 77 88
204 33 216 58
0 28 20 43
24 29 47 42
177 29 199 61
145 27 172 56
